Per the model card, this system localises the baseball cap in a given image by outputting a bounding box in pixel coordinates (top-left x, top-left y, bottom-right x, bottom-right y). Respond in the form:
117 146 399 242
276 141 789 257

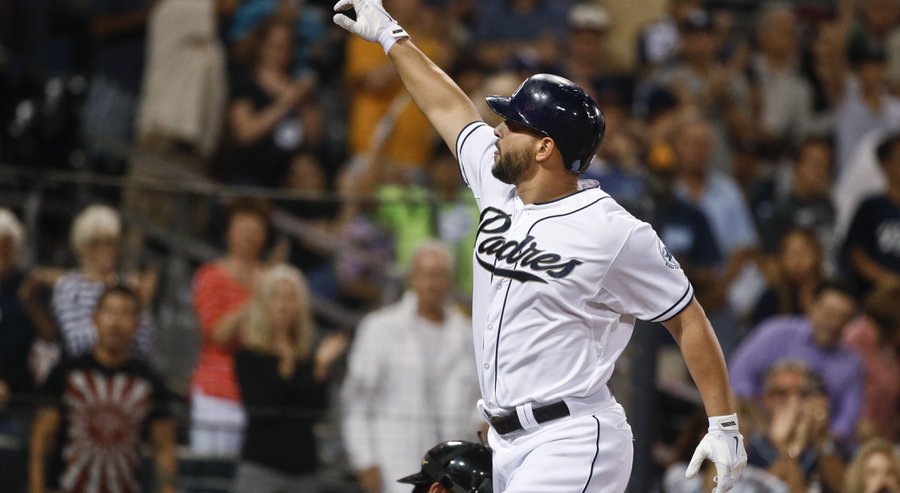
680 9 716 32
568 3 612 32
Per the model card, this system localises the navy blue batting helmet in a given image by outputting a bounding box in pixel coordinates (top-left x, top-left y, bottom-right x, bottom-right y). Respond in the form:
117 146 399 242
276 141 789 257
398 441 492 493
486 73 606 174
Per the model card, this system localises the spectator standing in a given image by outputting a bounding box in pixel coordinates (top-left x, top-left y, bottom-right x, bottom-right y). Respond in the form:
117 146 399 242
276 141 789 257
756 138 836 258
81 0 154 172
749 4 814 153
844 131 900 292
190 200 268 456
29 286 177 493
672 116 762 351
341 241 481 493
730 281 864 442
224 17 320 187
344 0 451 172
843 283 900 441
0 209 36 493
52 205 157 358
233 264 348 493
744 361 846 493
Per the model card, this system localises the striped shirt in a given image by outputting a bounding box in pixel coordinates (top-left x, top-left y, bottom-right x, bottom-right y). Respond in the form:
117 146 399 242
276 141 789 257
190 263 250 401
51 272 156 357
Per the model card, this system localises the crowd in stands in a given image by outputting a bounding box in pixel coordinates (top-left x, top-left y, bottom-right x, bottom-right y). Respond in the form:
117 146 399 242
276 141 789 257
1 0 900 492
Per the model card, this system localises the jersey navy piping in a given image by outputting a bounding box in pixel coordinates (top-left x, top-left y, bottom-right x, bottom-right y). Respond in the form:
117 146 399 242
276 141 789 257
455 121 487 187
579 415 602 493
491 195 611 400
649 283 694 323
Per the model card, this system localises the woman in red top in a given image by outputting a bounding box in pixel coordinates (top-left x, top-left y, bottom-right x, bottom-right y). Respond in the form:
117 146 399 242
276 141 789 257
190 200 269 456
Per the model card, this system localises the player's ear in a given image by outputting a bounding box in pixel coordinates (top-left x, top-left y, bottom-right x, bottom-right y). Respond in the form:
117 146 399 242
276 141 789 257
534 136 555 163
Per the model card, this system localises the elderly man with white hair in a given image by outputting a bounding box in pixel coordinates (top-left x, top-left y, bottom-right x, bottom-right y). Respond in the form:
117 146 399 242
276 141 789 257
51 204 157 357
342 240 482 493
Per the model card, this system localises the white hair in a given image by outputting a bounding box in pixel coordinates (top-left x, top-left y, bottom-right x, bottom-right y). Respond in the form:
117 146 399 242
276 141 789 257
409 239 456 275
0 208 25 256
70 204 122 253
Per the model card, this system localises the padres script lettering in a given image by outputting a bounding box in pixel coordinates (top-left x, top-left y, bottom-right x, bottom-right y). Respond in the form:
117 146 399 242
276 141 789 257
475 207 582 283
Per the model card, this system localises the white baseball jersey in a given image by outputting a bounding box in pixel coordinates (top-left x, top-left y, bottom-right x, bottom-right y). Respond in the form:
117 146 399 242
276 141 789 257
456 121 694 411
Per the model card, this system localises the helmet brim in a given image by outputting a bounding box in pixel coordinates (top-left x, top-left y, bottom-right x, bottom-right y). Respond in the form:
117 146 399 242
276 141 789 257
485 95 549 137
397 472 432 484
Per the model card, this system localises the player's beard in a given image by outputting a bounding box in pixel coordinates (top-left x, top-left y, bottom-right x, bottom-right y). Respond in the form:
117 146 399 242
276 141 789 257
492 147 534 185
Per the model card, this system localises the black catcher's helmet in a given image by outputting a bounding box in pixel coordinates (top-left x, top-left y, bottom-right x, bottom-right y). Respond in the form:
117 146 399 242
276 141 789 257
397 441 493 493
486 73 606 174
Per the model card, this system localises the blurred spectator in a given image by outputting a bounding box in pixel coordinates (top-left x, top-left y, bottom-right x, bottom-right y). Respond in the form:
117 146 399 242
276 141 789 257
833 39 900 174
849 0 900 91
0 209 35 493
471 0 568 71
279 152 341 299
663 410 788 493
81 0 154 172
52 205 157 358
843 131 900 292
755 138 836 257
0 209 35 405
190 199 269 456
730 280 864 442
672 116 761 351
745 361 846 493
844 438 900 493
637 0 703 69
224 17 321 187
749 3 814 154
582 97 647 214
751 228 825 328
345 0 451 172
651 10 756 172
560 2 632 105
228 0 332 74
342 241 481 493
135 0 227 162
29 286 177 493
233 264 348 493
843 283 900 441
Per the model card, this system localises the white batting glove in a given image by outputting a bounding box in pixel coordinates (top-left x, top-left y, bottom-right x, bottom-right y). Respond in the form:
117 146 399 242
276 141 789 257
685 414 748 493
332 0 409 54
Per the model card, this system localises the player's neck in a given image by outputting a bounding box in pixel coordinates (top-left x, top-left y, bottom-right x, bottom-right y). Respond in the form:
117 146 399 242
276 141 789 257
516 174 579 205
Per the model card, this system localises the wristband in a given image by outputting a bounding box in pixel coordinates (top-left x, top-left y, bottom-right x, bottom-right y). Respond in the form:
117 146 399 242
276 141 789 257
708 413 739 432
377 24 409 54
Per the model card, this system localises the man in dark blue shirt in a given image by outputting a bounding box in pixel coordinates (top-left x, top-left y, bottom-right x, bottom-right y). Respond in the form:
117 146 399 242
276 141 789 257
845 132 900 293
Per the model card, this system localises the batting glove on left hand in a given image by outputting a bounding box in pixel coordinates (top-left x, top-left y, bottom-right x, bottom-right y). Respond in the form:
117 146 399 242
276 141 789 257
333 0 409 53
685 413 747 493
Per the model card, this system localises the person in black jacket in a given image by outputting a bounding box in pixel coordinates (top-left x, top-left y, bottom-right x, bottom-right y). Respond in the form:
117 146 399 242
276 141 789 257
234 263 348 493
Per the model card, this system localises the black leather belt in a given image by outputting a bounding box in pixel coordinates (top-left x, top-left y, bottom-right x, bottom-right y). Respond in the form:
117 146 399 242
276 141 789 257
488 401 570 435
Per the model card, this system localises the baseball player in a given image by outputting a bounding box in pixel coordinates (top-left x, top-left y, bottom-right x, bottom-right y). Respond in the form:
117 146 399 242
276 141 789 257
398 441 493 493
332 1 748 492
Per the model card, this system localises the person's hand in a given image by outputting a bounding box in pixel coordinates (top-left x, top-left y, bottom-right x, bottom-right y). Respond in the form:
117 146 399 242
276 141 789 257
314 331 350 381
686 414 748 493
769 395 803 451
358 466 383 493
333 0 408 53
279 73 317 109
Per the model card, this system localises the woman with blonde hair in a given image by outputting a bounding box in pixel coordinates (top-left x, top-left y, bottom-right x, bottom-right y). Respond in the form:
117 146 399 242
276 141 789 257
844 438 899 493
233 263 347 493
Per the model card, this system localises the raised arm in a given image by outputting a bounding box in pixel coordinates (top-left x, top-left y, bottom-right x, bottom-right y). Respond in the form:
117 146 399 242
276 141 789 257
333 0 481 157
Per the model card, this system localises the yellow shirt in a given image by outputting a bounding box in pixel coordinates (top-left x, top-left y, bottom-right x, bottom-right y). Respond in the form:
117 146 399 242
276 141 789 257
345 35 446 168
